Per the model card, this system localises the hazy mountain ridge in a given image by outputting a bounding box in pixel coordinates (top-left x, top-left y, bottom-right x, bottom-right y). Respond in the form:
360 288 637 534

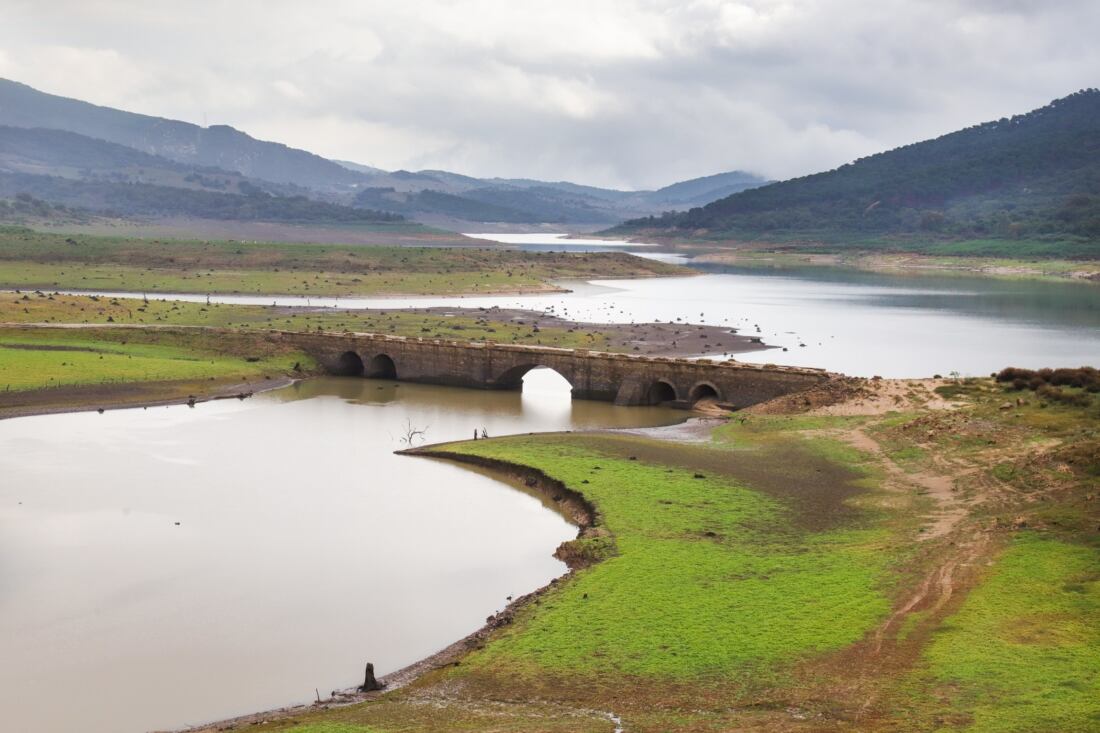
614 90 1100 247
0 77 767 226
0 125 265 194
0 78 363 189
343 165 767 224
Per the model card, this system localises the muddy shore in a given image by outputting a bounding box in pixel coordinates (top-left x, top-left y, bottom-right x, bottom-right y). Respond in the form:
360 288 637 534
330 305 773 358
161 444 620 733
0 374 298 421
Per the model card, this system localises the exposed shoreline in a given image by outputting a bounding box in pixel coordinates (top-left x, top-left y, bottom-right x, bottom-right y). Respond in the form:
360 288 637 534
691 250 1100 282
0 373 299 421
167 443 624 733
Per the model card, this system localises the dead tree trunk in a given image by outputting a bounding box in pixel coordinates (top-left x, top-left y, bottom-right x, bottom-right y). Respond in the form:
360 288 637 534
360 662 384 692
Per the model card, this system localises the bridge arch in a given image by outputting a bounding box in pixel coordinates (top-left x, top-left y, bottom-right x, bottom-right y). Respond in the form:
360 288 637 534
645 379 678 404
333 351 365 377
495 363 574 391
367 353 397 379
689 382 720 404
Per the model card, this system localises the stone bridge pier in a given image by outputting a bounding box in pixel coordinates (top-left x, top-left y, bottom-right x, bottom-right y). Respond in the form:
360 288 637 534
285 332 831 410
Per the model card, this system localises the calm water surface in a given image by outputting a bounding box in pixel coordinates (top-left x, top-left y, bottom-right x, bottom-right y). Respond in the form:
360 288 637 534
0 373 677 733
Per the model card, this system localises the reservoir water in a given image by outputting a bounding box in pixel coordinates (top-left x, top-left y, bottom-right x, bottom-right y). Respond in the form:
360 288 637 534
0 373 677 733
64 263 1100 377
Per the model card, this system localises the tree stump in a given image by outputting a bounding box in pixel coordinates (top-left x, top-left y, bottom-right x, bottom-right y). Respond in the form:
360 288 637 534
360 662 385 692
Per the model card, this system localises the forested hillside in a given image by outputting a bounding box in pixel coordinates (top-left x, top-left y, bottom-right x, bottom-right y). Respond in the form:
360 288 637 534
0 172 401 224
616 90 1100 252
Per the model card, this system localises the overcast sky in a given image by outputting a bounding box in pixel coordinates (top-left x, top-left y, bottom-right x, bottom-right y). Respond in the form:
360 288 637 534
1 0 1097 189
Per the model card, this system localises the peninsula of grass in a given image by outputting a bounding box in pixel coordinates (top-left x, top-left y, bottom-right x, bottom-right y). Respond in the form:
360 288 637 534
0 227 687 297
242 376 1099 733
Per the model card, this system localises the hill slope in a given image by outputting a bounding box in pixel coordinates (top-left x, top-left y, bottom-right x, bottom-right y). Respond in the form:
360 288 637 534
615 90 1100 250
0 79 365 190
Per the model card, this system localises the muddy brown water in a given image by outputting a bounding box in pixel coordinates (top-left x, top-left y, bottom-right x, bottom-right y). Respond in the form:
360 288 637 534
0 372 679 733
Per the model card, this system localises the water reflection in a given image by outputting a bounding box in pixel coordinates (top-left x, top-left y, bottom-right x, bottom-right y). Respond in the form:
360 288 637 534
0 377 678 733
693 263 1100 330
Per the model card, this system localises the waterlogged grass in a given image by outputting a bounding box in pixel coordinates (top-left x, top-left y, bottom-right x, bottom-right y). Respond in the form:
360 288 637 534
435 435 892 681
909 534 1100 732
0 327 308 392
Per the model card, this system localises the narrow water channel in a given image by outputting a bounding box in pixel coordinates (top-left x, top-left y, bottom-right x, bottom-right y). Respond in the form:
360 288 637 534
0 371 678 733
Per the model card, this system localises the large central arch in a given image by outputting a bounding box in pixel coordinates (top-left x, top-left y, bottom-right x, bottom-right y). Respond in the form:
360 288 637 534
494 363 574 392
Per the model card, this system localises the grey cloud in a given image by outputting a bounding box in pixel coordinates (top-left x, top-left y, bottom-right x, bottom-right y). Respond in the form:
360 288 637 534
0 0 1096 189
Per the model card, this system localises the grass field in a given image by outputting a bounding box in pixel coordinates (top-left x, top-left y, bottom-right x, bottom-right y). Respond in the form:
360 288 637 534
1 292 617 351
0 226 686 296
0 327 307 392
441 435 892 682
905 534 1100 732
0 325 315 417
237 376 1099 733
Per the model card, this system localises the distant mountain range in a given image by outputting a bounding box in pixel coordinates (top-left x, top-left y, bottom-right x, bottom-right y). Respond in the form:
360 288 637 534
0 78 766 227
613 90 1100 250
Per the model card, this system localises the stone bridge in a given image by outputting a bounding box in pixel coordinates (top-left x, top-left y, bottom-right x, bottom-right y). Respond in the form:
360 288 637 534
284 331 832 409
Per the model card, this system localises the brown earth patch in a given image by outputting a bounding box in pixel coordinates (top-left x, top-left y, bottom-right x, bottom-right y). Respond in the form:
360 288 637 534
0 342 107 352
572 432 868 533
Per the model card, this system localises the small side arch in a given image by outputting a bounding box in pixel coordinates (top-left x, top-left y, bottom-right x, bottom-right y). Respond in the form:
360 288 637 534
367 353 397 379
689 382 720 404
645 379 678 404
333 351 365 377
